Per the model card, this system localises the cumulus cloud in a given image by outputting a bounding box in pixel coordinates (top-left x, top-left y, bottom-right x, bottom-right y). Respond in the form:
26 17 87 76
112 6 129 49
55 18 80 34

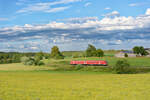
58 17 98 23
1 8 150 51
146 8 150 15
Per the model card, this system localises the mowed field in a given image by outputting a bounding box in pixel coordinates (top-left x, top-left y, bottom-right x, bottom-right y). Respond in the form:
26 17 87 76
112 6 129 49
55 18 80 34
0 56 150 100
0 71 150 100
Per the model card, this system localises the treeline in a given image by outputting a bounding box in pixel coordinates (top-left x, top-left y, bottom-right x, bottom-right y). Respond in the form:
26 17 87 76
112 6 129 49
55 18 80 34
0 52 49 64
49 44 104 59
0 44 105 64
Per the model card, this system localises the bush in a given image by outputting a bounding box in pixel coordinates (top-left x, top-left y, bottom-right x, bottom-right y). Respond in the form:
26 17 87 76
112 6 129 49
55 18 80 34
21 56 30 65
21 56 44 66
25 60 34 65
127 67 150 74
72 54 80 58
124 53 128 57
113 59 130 74
75 64 84 70
54 54 64 59
81 66 112 72
35 61 45 66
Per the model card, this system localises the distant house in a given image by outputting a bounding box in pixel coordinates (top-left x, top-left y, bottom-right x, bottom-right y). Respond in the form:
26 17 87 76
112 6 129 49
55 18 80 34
115 51 136 58
144 48 150 54
144 48 150 57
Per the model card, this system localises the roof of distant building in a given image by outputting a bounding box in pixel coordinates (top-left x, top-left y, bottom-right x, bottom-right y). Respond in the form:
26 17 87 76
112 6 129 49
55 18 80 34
120 51 134 54
144 48 150 50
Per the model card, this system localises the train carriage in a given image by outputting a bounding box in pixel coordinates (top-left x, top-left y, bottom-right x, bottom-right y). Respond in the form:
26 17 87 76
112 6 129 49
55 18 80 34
70 60 107 66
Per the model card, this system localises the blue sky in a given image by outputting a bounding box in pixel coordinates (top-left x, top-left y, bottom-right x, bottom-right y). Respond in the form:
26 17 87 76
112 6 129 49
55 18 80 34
0 0 150 52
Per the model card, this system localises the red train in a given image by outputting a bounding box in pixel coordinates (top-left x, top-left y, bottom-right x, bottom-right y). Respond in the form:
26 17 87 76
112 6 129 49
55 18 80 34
70 60 108 66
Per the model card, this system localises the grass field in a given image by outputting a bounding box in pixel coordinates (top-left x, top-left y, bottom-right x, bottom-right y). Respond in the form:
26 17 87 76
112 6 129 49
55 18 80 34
0 57 150 100
0 63 54 71
45 57 150 68
0 71 150 100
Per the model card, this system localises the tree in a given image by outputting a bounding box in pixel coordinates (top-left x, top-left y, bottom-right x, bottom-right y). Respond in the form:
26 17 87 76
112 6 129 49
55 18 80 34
139 46 149 56
96 49 104 57
124 53 128 57
133 46 140 55
133 46 148 56
35 51 44 60
86 44 97 57
113 59 130 74
50 46 64 59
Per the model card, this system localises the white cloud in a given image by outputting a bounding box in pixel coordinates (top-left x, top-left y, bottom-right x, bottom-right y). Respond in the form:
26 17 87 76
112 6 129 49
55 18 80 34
16 0 29 5
103 11 120 17
104 7 111 10
129 2 148 7
1 8 150 51
129 3 139 7
30 46 38 50
0 18 8 21
2 8 150 33
146 8 150 15
45 6 71 13
17 0 82 13
59 17 98 23
56 0 82 4
84 2 92 7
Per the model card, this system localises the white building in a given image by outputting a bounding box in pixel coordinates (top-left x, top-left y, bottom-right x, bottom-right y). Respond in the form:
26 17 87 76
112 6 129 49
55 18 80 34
115 51 136 58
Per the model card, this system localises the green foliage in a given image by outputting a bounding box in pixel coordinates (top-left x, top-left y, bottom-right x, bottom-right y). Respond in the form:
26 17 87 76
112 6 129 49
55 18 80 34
21 57 35 65
25 60 34 65
35 51 44 60
36 61 45 66
139 47 149 56
80 66 112 72
85 44 104 57
0 52 49 64
124 53 128 57
113 59 130 74
96 49 104 57
21 56 44 66
133 46 149 56
75 64 84 70
21 56 31 65
133 46 140 55
86 44 97 57
50 46 64 59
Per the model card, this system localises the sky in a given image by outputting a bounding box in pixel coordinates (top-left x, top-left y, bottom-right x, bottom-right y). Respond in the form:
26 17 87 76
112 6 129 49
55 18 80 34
0 0 150 52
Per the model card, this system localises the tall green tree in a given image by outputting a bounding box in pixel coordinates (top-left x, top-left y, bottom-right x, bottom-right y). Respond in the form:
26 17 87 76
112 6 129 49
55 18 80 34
86 44 97 57
133 46 141 55
96 49 104 57
50 46 64 59
133 46 148 56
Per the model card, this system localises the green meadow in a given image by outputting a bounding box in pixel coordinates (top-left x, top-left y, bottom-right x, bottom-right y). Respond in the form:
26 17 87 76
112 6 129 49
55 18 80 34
45 57 150 67
0 56 150 100
0 71 150 100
